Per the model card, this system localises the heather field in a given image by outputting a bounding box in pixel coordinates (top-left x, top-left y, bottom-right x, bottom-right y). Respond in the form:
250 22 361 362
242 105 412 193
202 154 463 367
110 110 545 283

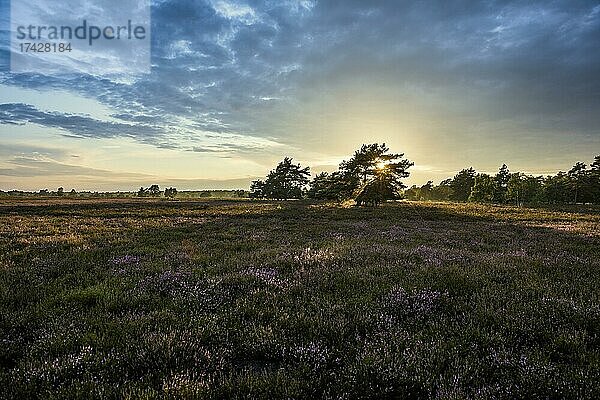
0 199 599 399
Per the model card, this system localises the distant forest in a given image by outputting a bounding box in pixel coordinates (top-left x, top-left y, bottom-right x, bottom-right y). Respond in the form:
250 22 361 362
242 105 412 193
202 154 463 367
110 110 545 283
403 160 599 206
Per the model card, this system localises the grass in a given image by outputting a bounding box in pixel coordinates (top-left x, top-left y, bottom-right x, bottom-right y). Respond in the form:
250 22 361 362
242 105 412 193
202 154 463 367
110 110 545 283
0 199 599 399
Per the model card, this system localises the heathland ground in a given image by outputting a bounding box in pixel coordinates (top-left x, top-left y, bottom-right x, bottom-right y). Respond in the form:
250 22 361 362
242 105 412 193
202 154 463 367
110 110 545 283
0 199 599 398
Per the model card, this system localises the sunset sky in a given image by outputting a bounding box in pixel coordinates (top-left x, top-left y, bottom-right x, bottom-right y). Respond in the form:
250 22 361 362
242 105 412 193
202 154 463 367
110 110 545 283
1 0 599 191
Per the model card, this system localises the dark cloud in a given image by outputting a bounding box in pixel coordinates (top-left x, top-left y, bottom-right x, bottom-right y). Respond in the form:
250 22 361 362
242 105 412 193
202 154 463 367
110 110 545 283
293 1 600 117
0 103 164 140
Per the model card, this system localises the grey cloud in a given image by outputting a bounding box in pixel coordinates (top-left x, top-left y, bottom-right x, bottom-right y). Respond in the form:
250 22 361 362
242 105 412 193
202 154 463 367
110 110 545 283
0 103 164 140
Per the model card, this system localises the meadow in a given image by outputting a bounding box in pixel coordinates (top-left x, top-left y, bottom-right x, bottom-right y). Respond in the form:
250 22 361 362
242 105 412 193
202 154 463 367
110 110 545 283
0 198 599 399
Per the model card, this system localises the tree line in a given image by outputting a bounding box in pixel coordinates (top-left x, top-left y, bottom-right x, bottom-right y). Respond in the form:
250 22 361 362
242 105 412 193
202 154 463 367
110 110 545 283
137 185 178 198
251 146 600 206
404 156 600 205
136 186 247 199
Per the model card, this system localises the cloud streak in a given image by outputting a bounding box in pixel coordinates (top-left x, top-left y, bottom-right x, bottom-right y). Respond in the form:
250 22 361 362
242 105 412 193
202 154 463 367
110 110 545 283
0 103 163 139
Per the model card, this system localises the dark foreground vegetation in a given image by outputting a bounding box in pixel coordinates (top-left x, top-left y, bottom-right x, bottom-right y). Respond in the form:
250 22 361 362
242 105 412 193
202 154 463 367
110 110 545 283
1 199 599 399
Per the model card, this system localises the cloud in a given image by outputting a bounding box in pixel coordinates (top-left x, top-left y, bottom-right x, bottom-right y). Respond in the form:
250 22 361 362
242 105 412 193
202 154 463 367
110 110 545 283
0 103 164 140
0 142 71 159
211 0 258 25
0 155 150 179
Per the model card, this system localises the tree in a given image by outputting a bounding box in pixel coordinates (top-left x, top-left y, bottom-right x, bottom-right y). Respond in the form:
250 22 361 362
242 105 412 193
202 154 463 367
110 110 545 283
404 185 420 201
507 173 523 206
507 173 543 206
334 143 412 205
308 172 338 200
57 187 64 196
148 185 161 197
339 144 385 183
469 174 497 203
355 178 396 206
164 187 177 198
568 162 587 204
521 175 544 204
430 179 453 201
398 155 600 206
137 187 147 197
308 171 355 201
354 151 413 205
494 164 510 203
419 181 434 201
590 155 600 204
450 168 476 201
256 144 413 205
249 180 266 199
250 158 310 200
404 181 434 201
543 172 570 204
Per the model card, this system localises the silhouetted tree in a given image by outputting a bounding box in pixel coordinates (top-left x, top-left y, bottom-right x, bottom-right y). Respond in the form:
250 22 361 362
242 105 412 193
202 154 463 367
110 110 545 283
494 164 510 203
328 143 412 205
308 172 338 200
308 171 356 201
355 178 396 206
430 179 453 201
543 172 569 204
251 158 310 200
148 185 161 197
164 187 177 198
354 151 413 206
419 181 434 201
249 180 266 199
568 162 587 204
404 181 435 201
507 173 543 206
469 174 497 202
340 143 392 186
590 155 600 204
450 168 476 201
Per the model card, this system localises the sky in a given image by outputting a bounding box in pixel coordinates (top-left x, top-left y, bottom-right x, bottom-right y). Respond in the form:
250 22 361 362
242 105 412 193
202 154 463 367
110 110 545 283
1 0 599 191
